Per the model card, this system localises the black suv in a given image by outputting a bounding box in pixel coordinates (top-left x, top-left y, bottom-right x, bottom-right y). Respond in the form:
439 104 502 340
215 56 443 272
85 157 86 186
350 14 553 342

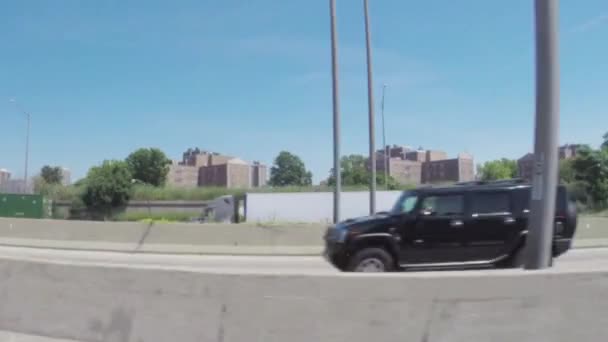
324 179 577 272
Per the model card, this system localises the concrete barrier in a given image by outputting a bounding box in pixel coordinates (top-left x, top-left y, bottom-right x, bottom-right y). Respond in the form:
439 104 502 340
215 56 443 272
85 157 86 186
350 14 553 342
0 218 149 252
0 216 605 255
1 257 608 342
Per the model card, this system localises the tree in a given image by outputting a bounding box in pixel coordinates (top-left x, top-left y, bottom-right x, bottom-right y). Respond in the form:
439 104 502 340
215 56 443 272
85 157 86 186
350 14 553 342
269 151 312 186
125 148 171 186
326 154 401 188
40 165 63 184
572 145 608 208
81 160 133 218
477 159 517 181
559 158 576 184
602 131 608 150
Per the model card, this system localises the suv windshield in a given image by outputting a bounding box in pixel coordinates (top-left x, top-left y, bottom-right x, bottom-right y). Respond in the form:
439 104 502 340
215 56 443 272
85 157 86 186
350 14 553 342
391 192 419 214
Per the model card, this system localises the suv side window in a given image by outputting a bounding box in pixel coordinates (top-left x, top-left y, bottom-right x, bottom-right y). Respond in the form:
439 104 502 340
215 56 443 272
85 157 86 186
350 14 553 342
421 194 464 217
470 192 511 215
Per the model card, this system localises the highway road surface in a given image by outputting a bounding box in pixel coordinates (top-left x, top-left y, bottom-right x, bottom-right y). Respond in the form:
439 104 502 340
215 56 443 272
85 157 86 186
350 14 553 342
1 244 608 276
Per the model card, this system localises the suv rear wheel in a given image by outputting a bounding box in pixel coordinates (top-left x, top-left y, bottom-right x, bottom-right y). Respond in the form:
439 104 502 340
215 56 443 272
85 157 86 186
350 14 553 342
347 248 395 272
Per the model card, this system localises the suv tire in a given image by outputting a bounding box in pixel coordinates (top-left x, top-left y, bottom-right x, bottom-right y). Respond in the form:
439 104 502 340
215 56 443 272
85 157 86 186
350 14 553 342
347 248 395 272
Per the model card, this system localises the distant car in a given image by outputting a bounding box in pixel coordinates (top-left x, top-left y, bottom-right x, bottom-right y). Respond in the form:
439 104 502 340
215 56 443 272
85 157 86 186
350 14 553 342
324 179 577 272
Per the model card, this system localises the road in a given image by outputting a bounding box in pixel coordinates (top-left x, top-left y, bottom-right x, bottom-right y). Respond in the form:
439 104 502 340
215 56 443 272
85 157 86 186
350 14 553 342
1 244 608 276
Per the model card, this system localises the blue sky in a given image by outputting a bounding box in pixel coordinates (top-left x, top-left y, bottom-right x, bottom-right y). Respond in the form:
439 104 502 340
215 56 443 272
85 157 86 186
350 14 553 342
1 0 607 184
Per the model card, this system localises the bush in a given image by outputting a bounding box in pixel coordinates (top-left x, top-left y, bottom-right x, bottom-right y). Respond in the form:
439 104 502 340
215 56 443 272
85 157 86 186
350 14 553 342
81 160 133 219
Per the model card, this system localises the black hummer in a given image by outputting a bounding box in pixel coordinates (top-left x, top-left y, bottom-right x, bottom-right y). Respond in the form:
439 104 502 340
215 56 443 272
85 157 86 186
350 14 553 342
324 179 577 272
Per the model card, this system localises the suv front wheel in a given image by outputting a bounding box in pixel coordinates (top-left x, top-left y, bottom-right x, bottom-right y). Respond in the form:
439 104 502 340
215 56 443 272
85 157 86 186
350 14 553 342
347 248 395 272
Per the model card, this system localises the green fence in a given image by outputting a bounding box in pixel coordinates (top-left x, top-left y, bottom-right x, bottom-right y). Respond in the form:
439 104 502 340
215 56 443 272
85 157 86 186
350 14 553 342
0 193 48 219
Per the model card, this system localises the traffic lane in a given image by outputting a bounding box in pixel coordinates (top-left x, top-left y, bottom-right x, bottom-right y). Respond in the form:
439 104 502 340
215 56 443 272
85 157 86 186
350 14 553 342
1 245 608 276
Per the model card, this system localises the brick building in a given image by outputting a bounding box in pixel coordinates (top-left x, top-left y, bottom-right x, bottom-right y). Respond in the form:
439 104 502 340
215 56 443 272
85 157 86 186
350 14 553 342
517 144 582 181
251 161 268 188
167 148 267 189
422 153 475 184
60 168 72 186
0 169 10 186
167 161 199 188
375 146 474 185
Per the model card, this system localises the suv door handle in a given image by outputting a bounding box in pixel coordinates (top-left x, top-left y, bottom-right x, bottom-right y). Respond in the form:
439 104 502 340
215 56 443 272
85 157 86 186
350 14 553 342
504 217 515 224
450 219 463 227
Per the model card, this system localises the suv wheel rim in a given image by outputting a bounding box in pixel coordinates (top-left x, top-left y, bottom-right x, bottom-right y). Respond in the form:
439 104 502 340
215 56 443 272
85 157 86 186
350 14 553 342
356 258 385 272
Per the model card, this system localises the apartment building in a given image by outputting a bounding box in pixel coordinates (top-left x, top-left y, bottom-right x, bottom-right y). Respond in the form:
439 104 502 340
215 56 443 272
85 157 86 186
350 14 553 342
376 145 475 185
0 169 10 186
60 168 72 186
166 161 199 188
517 144 582 181
422 153 475 184
167 148 267 189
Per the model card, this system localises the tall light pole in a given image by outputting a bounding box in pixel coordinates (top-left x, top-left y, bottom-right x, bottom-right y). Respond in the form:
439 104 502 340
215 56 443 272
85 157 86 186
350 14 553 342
9 99 31 194
525 0 560 270
381 84 388 189
329 0 342 223
364 0 376 214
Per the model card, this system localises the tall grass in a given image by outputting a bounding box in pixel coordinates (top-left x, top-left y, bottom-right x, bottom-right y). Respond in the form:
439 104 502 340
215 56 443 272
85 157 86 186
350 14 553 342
131 185 245 201
40 183 414 203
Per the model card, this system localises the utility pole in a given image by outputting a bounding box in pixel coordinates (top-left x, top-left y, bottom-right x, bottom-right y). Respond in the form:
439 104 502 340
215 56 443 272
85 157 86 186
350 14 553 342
9 99 31 194
525 0 560 270
381 84 388 189
364 0 376 214
329 0 342 223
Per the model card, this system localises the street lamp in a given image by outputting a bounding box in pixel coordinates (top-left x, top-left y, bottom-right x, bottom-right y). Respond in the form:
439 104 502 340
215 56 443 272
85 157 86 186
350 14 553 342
381 84 388 189
329 0 342 223
9 99 31 194
364 0 377 214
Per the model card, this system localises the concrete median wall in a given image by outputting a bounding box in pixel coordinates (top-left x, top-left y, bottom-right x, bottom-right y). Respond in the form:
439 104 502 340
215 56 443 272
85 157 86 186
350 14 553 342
0 216 606 255
1 258 608 342
0 218 326 254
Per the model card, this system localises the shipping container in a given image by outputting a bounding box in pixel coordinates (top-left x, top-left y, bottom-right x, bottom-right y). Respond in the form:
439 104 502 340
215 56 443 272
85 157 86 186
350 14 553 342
0 193 45 218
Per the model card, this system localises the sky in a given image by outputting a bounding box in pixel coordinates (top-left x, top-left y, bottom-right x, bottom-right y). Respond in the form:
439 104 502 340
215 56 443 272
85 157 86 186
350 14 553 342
1 0 607 184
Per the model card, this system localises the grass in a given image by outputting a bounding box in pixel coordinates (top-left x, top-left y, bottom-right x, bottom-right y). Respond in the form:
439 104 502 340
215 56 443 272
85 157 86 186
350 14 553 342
131 185 245 201
42 184 414 203
112 211 196 222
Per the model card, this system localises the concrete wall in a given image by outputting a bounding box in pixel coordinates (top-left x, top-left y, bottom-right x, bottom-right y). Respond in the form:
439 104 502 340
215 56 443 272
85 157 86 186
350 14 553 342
1 257 608 342
0 216 605 255
245 191 403 223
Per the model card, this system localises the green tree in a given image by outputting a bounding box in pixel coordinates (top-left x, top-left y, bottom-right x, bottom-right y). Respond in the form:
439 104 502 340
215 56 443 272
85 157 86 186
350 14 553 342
81 160 133 218
602 131 608 150
559 158 576 184
572 146 608 208
125 148 171 186
376 173 401 190
477 159 517 181
327 155 367 186
326 154 401 188
40 165 63 184
269 151 312 186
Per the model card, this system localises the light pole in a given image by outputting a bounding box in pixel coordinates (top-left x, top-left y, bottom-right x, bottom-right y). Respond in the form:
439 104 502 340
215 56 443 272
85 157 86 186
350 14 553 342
381 84 388 189
9 99 31 194
525 0 560 270
364 0 376 214
329 0 342 223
